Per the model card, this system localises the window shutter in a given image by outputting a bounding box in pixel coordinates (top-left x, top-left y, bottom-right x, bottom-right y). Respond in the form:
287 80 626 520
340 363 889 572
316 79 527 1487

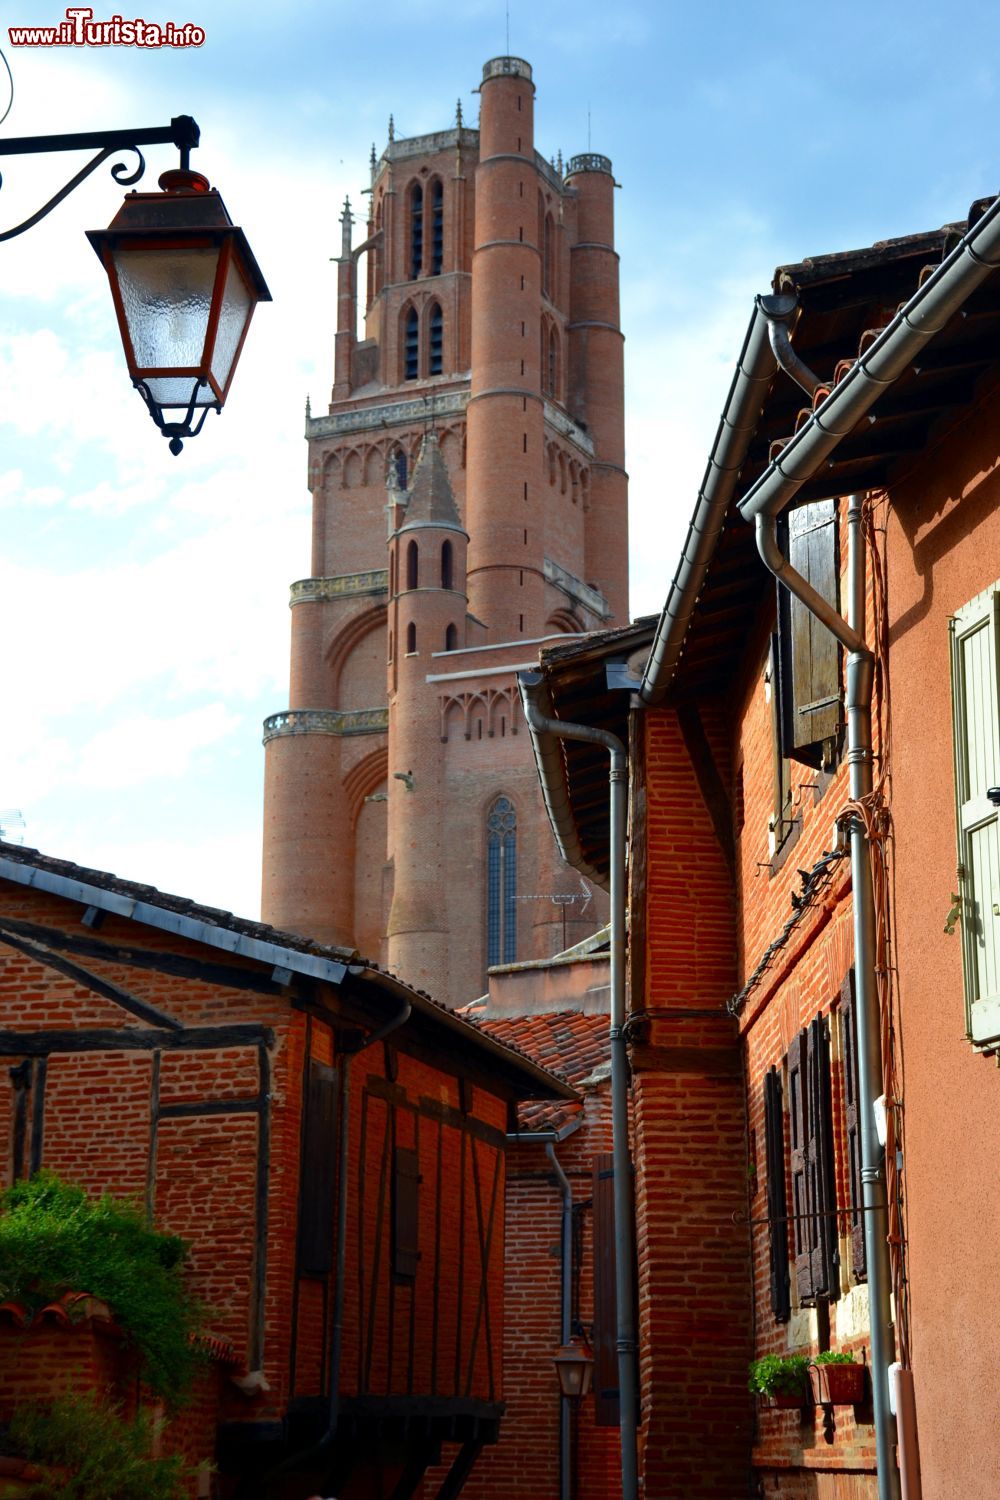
807 1014 840 1301
949 588 1000 1044
787 1029 811 1301
592 1154 620 1428
788 1020 839 1304
777 499 842 768
840 970 867 1281
763 1067 790 1322
392 1145 421 1282
297 1061 339 1275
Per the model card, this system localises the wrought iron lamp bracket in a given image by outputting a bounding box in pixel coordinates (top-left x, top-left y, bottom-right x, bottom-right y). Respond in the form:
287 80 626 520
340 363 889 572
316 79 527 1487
135 379 217 457
0 115 199 242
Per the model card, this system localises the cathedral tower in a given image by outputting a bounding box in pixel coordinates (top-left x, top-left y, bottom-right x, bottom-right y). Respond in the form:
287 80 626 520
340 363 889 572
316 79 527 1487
261 56 628 1005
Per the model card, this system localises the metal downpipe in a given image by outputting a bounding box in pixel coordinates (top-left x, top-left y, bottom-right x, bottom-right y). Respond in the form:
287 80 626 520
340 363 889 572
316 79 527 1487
547 1141 573 1500
519 674 639 1500
751 499 899 1500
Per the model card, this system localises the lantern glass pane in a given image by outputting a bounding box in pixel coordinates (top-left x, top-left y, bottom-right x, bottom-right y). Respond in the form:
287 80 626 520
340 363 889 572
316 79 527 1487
113 246 220 375
210 255 254 394
142 375 215 409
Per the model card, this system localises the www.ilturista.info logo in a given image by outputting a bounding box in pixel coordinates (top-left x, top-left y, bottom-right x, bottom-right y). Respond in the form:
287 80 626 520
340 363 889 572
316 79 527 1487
8 7 205 46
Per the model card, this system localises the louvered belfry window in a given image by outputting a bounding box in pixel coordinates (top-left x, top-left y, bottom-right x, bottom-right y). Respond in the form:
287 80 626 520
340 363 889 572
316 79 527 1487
763 1066 791 1322
431 179 443 274
776 498 842 769
840 969 867 1281
409 183 423 279
428 302 443 374
404 308 419 380
787 1017 839 1303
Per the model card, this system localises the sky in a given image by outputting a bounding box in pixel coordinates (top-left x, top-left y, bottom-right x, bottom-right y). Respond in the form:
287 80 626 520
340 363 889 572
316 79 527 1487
1 0 998 919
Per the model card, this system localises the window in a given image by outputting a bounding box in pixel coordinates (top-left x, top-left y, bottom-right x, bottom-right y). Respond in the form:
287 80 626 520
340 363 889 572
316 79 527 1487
404 307 419 380
430 179 443 274
297 1062 339 1275
406 539 418 590
406 622 417 654
487 796 517 967
409 183 423 279
775 498 842 769
949 582 1000 1045
392 447 407 489
787 1017 839 1304
444 623 458 651
428 301 443 375
441 539 453 590
392 1145 420 1282
543 212 554 300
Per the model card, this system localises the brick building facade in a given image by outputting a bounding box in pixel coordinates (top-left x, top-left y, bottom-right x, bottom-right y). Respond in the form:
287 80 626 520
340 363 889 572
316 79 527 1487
0 842 573 1497
261 54 628 1006
519 191 1000 1497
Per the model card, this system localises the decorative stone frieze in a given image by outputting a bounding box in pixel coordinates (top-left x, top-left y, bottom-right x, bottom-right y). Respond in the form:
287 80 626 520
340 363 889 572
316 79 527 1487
289 572 389 606
262 708 389 743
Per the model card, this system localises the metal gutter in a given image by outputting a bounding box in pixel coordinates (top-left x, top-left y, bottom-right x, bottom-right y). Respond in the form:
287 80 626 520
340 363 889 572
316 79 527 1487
638 302 776 705
348 964 580 1102
519 678 610 889
738 191 1000 525
0 853 351 986
518 670 639 1500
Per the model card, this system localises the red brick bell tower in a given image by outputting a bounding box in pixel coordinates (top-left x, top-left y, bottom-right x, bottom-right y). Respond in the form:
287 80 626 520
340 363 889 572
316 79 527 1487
261 56 628 1005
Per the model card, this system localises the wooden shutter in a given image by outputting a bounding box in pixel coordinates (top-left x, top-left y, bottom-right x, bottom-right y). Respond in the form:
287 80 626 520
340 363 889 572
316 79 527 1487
840 970 867 1281
787 1030 811 1301
949 588 1000 1044
297 1061 339 1275
392 1145 421 1282
807 1014 839 1301
592 1154 620 1428
777 499 842 768
788 1020 839 1303
763 1067 790 1322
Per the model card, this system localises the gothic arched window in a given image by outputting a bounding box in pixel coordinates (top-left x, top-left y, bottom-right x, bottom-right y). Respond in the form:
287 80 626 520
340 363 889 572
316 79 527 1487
406 539 419 590
428 302 443 375
548 327 559 399
409 183 423 279
441 539 453 590
406 621 417 654
543 212 554 300
431 179 444 274
404 308 419 380
487 796 517 968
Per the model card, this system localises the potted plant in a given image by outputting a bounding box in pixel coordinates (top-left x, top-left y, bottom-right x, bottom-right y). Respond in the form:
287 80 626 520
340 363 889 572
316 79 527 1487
810 1350 865 1405
748 1353 811 1409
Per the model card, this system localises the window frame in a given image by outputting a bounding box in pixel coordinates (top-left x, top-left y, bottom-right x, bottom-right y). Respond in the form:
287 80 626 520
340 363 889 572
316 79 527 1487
949 581 1000 1045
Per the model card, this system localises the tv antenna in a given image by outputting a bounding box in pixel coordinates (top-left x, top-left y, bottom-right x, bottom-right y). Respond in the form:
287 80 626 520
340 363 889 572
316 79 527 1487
518 877 593 950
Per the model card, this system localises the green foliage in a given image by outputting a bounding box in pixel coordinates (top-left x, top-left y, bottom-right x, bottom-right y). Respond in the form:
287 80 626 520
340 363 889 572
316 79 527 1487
812 1349 857 1365
0 1174 201 1401
9 1393 194 1500
747 1352 811 1397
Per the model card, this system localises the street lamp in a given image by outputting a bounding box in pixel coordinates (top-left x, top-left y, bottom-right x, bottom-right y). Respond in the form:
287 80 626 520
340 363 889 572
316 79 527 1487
553 1333 595 1400
0 114 270 453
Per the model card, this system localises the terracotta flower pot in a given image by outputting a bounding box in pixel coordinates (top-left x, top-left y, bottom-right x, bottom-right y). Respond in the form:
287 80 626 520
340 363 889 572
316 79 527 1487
759 1389 807 1410
810 1361 865 1405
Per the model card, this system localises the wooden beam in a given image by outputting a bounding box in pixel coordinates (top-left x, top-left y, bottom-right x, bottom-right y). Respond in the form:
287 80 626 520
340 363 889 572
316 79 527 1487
0 1024 273 1055
674 702 736 882
0 926 184 1031
0 915 285 997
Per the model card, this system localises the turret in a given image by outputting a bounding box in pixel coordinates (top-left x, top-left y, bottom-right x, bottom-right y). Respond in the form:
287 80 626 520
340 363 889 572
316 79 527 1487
332 198 355 402
565 154 628 624
465 57 547 638
386 433 469 988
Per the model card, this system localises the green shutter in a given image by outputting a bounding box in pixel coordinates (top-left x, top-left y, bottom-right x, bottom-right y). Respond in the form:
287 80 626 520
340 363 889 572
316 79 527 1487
950 586 1000 1044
